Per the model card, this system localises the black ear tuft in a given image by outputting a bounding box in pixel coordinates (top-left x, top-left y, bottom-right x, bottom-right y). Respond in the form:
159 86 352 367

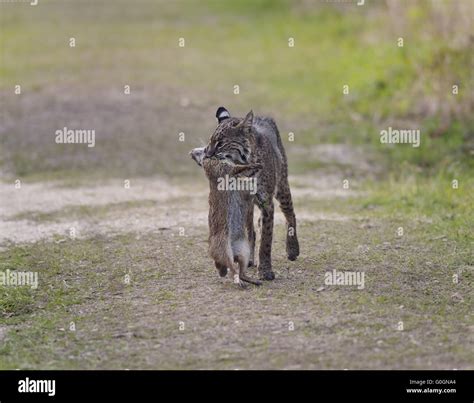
216 106 231 123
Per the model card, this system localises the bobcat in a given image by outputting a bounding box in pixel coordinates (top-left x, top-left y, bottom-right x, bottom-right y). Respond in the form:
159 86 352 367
190 107 299 281
202 157 262 287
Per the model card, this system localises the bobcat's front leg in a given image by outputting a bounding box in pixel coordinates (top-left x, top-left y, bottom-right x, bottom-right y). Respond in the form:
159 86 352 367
246 204 256 267
257 198 275 281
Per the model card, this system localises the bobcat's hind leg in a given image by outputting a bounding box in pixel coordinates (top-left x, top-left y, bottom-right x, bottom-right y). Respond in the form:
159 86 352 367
276 177 299 261
257 197 275 281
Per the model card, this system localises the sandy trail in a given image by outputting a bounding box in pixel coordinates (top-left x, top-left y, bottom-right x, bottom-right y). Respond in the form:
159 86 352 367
0 172 357 246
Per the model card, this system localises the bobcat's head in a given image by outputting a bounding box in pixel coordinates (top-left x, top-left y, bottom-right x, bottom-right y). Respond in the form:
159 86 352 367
203 107 254 165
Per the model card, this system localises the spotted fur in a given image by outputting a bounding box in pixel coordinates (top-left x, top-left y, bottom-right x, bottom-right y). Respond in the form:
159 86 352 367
197 107 300 280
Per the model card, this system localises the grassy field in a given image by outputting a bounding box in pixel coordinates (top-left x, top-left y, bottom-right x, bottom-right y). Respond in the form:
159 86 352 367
0 0 472 369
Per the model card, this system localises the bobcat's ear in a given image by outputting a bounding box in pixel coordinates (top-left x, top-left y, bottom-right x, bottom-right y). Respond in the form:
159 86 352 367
241 110 254 134
216 106 231 123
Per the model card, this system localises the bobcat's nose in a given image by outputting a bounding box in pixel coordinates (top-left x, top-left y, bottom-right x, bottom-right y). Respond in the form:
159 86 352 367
204 145 215 158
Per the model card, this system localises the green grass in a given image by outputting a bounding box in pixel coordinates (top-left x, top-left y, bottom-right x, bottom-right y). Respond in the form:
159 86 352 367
363 172 474 249
296 170 473 248
0 242 82 318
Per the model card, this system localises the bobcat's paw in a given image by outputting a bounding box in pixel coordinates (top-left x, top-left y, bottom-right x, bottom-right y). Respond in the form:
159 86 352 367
287 236 300 261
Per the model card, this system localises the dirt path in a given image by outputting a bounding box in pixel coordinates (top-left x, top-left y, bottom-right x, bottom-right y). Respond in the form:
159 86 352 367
0 171 356 246
0 151 471 370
